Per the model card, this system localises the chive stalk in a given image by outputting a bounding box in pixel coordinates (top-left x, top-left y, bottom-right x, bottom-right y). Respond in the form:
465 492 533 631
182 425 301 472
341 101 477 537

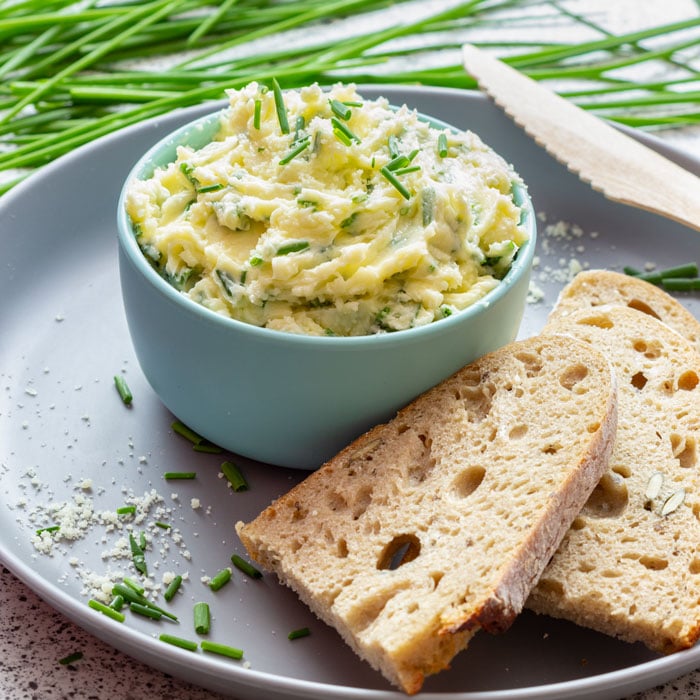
272 78 289 134
288 627 311 640
113 375 132 405
209 568 232 591
160 634 198 651
171 420 204 445
194 602 211 634
117 505 136 515
221 461 248 491
88 599 125 623
163 574 183 602
380 166 411 200
163 472 197 480
58 651 83 665
129 533 148 576
200 640 244 659
231 554 263 579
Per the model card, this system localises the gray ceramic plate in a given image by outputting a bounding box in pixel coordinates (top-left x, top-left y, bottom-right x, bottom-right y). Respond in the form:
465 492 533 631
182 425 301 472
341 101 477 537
1 86 699 700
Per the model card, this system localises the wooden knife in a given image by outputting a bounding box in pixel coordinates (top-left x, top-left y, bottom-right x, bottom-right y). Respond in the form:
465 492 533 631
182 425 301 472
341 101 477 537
462 43 700 233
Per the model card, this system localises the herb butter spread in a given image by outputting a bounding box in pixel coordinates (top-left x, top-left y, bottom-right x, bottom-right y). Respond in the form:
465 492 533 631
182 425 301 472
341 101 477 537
125 82 528 336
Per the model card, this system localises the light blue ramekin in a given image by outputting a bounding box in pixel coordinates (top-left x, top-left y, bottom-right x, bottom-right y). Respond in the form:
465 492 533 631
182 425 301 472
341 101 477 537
117 107 536 469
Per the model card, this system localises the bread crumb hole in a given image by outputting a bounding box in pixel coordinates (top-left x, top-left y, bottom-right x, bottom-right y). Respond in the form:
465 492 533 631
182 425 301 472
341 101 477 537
578 561 595 573
587 422 600 433
559 363 588 390
577 314 614 329
583 472 628 518
431 572 444 589
627 299 661 319
570 517 586 530
630 372 648 390
352 487 373 520
377 533 421 570
612 464 632 478
639 555 668 571
337 538 348 558
670 434 697 468
537 578 564 596
452 465 486 498
678 370 699 391
689 559 700 575
601 569 622 578
508 424 528 440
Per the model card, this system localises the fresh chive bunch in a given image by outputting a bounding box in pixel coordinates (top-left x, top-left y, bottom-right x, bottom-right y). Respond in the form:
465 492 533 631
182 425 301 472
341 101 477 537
1 1 700 194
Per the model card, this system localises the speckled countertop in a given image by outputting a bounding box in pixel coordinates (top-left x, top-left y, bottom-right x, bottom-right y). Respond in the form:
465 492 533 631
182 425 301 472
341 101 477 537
3 2 700 699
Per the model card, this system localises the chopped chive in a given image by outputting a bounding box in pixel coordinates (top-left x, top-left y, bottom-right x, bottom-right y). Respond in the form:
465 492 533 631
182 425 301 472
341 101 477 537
272 78 289 134
388 135 401 158
279 136 310 165
623 266 642 276
342 101 363 108
657 262 698 279
117 505 136 515
636 272 662 284
88 599 125 623
380 166 411 200
330 117 360 143
163 471 196 480
661 277 700 291
160 634 197 651
437 132 449 157
329 98 352 120
172 420 204 445
293 115 305 140
129 533 148 576
393 166 420 176
58 651 83 665
385 154 409 171
253 98 261 129
130 602 162 620
163 574 183 602
333 127 352 146
200 640 244 659
249 256 264 267
123 576 145 595
231 554 263 579
112 583 179 621
221 461 248 491
288 627 311 640
194 602 211 635
114 375 132 405
110 594 125 611
180 162 194 177
209 568 232 591
197 183 224 193
276 241 310 255
155 521 171 529
192 442 223 454
35 525 60 535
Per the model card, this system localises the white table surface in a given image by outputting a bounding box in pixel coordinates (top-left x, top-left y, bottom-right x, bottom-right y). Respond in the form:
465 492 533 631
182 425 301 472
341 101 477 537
2 1 700 698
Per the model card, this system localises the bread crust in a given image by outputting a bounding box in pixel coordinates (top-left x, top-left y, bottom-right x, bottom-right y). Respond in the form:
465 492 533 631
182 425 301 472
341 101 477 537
237 334 617 693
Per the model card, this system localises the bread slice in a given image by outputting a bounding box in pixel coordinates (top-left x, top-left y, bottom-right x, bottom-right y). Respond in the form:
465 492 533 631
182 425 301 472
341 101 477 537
528 304 700 654
236 335 617 694
548 269 700 352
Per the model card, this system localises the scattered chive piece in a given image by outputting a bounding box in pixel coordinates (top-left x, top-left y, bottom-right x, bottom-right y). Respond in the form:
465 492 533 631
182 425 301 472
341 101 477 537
623 265 642 276
58 651 83 665
194 602 211 635
279 136 310 165
661 277 700 291
437 132 449 157
385 154 409 171
129 532 148 576
272 78 289 134
380 166 411 200
88 599 125 623
253 99 262 130
160 634 198 652
200 640 244 660
288 627 311 640
329 98 352 120
388 135 400 158
342 101 363 108
117 505 136 515
332 127 352 146
123 577 145 595
163 574 183 602
197 183 224 193
155 521 171 529
249 256 264 267
221 461 248 491
393 166 421 176
171 420 204 445
113 375 132 405
209 568 232 591
163 471 196 480
330 117 360 143
192 442 223 454
657 262 698 279
129 602 162 620
111 583 178 621
231 554 262 579
276 241 310 255
110 594 125 611
35 525 60 535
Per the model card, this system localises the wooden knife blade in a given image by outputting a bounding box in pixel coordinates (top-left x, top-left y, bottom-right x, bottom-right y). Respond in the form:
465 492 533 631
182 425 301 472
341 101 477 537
462 43 700 233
